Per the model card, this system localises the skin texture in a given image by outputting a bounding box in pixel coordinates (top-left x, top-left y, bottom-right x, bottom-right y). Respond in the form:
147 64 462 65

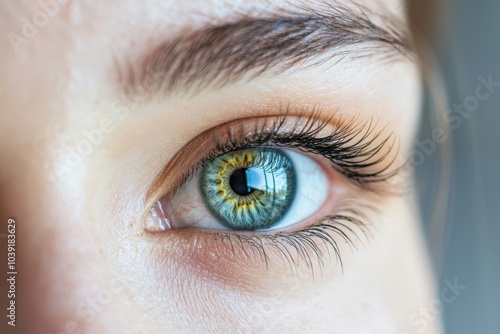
0 0 442 333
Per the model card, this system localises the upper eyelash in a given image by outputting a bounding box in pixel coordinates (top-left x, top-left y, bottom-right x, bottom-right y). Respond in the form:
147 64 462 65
172 106 400 196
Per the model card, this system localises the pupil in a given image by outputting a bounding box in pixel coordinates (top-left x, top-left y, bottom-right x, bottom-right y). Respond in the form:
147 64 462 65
229 168 254 196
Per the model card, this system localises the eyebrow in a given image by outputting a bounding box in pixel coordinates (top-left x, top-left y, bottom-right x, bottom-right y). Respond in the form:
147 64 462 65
119 2 413 100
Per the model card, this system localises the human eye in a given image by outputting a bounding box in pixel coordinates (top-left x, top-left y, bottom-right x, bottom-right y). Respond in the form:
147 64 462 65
143 109 398 271
162 144 332 232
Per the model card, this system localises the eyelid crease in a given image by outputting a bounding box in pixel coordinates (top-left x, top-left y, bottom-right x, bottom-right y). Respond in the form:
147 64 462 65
143 105 401 215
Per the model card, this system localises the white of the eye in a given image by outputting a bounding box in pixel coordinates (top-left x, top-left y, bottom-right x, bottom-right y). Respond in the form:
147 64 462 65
264 149 329 230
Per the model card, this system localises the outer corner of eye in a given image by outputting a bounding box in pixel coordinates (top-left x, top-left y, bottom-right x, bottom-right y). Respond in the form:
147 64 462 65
144 146 342 235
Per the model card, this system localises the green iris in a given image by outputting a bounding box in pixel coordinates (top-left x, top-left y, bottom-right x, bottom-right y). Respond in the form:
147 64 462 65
199 148 296 231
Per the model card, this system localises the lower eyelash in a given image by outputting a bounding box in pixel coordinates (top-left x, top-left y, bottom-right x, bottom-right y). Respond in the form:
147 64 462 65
202 197 377 276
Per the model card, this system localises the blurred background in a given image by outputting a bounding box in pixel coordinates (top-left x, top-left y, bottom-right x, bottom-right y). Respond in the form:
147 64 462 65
415 0 500 333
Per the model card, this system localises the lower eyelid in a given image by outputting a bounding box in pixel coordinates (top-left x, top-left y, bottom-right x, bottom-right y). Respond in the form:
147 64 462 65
147 196 376 291
149 228 291 293
144 159 376 278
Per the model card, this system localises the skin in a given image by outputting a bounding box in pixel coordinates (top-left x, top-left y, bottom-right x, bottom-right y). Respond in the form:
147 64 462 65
0 0 441 333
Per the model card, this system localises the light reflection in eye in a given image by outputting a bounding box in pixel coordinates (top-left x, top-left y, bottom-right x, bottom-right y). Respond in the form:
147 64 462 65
148 147 331 233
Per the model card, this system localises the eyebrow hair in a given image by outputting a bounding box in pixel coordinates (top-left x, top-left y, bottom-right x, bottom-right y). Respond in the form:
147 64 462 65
119 2 413 100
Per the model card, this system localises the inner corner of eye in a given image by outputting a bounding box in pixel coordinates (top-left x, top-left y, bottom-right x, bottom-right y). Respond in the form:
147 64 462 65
144 199 173 234
152 147 333 234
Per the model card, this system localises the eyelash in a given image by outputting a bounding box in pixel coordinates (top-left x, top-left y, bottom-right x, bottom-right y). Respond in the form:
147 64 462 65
173 107 399 195
154 107 399 273
204 198 377 274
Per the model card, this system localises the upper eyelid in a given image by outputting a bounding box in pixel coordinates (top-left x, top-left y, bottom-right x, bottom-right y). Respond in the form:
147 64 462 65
117 2 413 101
144 114 290 208
143 110 328 206
143 109 400 212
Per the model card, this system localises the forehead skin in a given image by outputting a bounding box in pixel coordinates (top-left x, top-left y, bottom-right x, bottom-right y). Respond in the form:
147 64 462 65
0 1 439 334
